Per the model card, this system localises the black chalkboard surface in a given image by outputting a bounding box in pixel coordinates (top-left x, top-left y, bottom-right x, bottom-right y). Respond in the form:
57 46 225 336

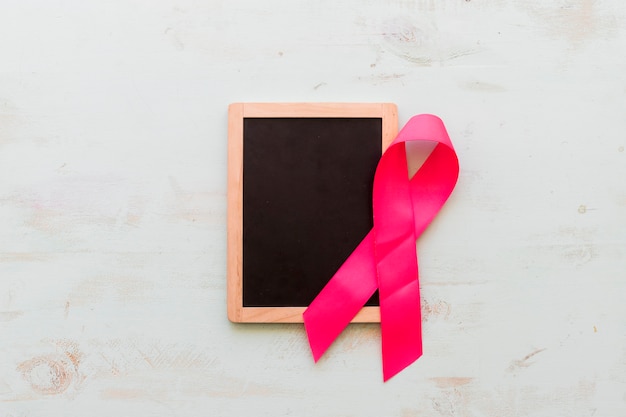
227 103 398 323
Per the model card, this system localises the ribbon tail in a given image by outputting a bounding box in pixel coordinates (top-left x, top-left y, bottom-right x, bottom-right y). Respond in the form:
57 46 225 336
303 230 378 361
379 241 423 381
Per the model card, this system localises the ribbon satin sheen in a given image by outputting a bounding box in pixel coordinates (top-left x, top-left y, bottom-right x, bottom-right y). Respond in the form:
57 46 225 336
303 114 459 381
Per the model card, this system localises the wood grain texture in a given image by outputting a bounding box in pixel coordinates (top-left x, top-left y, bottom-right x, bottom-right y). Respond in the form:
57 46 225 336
227 103 244 322
1 0 625 416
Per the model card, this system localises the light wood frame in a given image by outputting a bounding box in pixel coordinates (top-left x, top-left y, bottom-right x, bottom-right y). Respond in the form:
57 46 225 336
227 103 398 323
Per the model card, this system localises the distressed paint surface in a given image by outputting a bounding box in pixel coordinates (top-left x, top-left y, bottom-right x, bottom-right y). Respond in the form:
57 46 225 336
1 0 625 416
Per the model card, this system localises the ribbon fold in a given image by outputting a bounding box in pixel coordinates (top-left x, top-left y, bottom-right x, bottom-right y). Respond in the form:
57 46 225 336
303 114 459 381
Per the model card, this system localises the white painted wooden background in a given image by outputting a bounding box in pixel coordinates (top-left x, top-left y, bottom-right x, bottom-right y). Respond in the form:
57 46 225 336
1 1 625 416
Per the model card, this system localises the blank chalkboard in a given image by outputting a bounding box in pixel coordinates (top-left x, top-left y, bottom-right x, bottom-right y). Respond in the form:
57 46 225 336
227 103 397 323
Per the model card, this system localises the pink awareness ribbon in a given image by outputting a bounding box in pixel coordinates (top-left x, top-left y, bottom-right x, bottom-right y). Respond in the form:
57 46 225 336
303 114 459 381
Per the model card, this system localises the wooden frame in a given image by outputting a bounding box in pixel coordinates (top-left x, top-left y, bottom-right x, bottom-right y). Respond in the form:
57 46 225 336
227 103 398 323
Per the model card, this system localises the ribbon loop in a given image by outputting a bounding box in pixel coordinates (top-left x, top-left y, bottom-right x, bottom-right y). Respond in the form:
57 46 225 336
303 114 459 381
